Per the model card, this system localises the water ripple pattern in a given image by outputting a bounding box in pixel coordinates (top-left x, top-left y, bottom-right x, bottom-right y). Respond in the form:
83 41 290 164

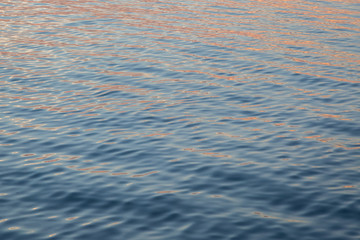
1 0 359 239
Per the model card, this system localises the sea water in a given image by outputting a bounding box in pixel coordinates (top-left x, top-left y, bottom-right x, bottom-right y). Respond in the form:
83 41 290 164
1 0 359 239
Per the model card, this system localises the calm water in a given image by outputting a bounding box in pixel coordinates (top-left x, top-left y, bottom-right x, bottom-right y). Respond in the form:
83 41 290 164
1 0 360 239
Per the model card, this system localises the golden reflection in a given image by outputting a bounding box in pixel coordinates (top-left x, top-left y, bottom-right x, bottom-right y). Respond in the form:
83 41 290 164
0 130 18 136
318 114 342 119
90 170 109 174
21 153 36 157
81 222 92 226
303 135 321 139
8 227 20 230
189 192 202 195
184 148 213 153
106 221 122 227
144 132 172 137
0 143 12 146
149 109 166 112
333 144 360 150
77 167 99 171
131 171 159 178
210 195 223 198
24 153 56 162
216 132 240 138
53 172 65 176
111 172 129 176
253 211 306 223
62 155 81 161
44 158 62 163
1 2 358 237
156 190 179 194
201 152 232 158
66 165 78 169
169 158 181 162
273 123 286 126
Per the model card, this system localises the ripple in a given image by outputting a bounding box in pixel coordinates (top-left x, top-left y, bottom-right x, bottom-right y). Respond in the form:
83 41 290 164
1 0 359 239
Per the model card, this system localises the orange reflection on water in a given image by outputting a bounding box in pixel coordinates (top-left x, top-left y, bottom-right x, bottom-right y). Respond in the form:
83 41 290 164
90 170 110 174
201 152 232 158
131 171 159 178
333 144 360 150
8 226 20 230
24 153 57 162
303 135 321 139
65 216 79 221
1 2 358 234
111 172 129 176
210 195 223 198
0 219 8 223
318 114 343 119
156 190 179 194
216 132 240 138
189 192 202 195
77 167 99 171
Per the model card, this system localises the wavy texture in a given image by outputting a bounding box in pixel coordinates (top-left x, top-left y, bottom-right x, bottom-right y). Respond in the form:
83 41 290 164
0 0 359 239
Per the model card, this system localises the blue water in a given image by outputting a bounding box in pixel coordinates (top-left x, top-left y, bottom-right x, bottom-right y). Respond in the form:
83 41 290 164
1 0 359 239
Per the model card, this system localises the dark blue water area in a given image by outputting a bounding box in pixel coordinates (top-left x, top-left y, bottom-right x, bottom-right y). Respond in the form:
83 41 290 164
1 0 360 239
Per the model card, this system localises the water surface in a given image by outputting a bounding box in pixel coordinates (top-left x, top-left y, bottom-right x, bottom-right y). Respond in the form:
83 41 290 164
1 0 360 239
